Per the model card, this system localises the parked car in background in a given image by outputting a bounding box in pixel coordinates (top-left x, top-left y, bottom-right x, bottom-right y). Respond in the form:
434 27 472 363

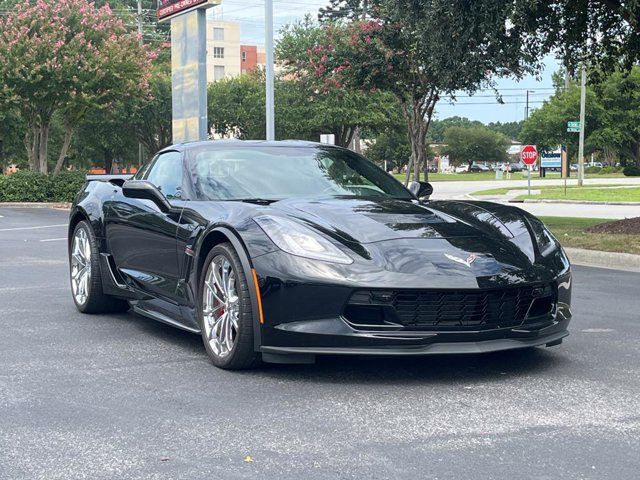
570 164 578 171
469 164 490 173
509 162 525 172
455 164 469 173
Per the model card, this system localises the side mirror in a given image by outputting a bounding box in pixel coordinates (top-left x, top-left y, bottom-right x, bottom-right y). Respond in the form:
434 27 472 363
122 180 172 213
407 181 433 200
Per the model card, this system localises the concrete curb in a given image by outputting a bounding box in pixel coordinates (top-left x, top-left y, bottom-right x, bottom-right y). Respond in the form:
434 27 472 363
565 247 640 272
509 198 640 205
0 202 71 209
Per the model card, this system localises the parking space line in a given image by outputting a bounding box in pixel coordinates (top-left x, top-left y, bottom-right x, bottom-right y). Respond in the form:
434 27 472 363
0 223 67 232
40 237 67 242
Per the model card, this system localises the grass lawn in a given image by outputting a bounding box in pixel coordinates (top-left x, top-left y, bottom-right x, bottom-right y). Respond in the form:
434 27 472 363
393 171 624 183
539 216 640 255
474 185 640 202
522 186 640 202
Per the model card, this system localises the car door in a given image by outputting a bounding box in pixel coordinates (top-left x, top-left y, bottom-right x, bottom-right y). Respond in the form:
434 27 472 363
106 150 185 302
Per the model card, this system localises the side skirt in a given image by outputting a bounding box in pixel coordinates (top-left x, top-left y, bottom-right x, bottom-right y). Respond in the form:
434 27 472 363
132 303 201 334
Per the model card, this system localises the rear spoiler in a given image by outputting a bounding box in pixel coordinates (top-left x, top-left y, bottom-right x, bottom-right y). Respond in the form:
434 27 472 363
86 174 133 187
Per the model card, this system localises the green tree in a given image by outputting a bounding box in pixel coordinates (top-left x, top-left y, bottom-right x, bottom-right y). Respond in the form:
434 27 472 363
519 82 604 159
277 21 400 147
486 121 524 142
428 117 484 143
283 3 537 184
443 126 509 167
593 68 640 166
0 0 154 174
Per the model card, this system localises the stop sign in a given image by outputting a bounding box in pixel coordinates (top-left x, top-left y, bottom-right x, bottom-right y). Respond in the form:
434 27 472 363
521 145 538 166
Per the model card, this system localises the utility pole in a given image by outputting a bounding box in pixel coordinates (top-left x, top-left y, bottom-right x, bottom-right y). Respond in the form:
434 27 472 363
578 64 587 186
525 90 535 119
265 0 275 141
137 0 144 167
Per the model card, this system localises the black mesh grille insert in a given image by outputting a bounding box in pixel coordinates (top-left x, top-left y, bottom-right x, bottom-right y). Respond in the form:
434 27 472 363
345 285 554 330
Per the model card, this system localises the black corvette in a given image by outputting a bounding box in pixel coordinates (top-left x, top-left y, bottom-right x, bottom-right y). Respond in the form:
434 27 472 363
68 140 572 369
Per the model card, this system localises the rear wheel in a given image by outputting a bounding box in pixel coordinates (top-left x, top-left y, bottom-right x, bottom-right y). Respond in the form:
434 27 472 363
70 220 128 314
199 243 259 369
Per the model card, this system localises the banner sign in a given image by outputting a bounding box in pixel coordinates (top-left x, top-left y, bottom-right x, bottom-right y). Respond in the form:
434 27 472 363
158 0 212 21
541 151 562 169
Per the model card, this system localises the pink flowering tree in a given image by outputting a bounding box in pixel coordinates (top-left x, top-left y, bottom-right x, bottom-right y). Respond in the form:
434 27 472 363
281 1 539 183
0 0 155 173
277 20 400 149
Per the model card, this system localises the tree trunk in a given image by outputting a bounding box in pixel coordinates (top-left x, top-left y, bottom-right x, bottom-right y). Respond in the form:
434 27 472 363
352 127 362 153
37 122 50 174
104 149 114 174
24 124 39 171
402 92 438 185
53 125 74 175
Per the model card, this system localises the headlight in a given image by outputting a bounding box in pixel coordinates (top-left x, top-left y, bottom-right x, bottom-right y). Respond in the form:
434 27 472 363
254 215 353 264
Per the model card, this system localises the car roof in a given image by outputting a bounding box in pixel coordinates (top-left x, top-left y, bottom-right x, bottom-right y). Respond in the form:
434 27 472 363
159 139 335 154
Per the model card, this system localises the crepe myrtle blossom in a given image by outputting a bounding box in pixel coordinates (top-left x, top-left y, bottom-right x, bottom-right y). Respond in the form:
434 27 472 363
0 0 156 174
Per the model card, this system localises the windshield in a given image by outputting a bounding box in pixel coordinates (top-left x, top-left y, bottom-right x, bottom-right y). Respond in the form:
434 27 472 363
186 145 413 201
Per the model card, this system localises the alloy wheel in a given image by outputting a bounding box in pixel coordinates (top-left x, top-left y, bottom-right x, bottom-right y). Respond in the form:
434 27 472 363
71 227 92 306
202 255 239 358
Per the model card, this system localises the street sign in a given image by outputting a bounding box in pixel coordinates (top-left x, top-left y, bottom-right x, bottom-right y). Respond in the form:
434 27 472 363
520 145 538 166
567 127 580 132
567 121 581 128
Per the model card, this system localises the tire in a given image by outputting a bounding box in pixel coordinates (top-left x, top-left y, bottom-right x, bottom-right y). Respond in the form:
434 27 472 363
198 242 259 370
70 220 129 314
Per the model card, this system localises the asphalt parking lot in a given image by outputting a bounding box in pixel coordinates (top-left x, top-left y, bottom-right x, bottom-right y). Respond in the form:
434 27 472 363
1 207 639 480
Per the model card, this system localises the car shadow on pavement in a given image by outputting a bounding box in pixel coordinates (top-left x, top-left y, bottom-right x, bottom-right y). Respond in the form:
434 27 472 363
256 348 569 385
123 310 569 385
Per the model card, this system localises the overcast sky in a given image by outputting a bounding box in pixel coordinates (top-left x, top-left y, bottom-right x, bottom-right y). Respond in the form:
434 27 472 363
210 0 559 124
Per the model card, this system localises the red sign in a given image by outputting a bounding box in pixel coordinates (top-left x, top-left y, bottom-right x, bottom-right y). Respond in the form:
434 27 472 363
158 0 209 20
520 145 538 166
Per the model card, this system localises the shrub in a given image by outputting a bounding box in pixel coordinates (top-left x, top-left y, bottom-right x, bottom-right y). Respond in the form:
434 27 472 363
600 166 622 174
623 165 640 177
50 171 87 202
584 166 602 174
0 171 52 202
0 170 87 202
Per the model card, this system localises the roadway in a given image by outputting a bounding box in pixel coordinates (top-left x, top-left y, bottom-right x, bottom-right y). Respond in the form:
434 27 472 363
430 177 640 218
1 207 639 479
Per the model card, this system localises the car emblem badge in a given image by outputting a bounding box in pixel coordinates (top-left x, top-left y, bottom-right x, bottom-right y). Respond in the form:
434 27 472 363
445 253 477 268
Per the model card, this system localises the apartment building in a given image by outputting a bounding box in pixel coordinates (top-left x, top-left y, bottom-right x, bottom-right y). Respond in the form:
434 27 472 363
206 19 265 82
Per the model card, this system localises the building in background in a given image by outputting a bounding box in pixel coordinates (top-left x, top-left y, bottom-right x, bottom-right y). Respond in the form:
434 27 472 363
206 19 265 82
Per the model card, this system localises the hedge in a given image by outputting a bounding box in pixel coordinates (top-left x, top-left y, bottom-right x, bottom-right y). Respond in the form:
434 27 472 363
623 165 640 177
0 170 87 202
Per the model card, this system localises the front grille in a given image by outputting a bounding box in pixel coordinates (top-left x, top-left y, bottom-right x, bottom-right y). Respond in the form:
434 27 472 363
345 285 555 331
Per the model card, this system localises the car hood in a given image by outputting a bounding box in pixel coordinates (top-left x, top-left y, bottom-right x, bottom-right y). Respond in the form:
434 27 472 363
270 197 484 244
267 197 543 278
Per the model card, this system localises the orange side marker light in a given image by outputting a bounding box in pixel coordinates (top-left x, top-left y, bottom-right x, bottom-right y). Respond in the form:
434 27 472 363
251 268 265 324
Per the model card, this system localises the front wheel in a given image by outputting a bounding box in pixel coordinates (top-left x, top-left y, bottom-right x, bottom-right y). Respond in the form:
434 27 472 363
199 243 259 369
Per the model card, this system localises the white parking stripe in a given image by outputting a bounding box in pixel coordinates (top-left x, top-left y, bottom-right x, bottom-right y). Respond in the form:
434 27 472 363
40 237 67 242
0 223 67 232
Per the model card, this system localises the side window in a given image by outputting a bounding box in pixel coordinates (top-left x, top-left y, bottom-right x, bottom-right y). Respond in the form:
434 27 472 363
144 151 183 199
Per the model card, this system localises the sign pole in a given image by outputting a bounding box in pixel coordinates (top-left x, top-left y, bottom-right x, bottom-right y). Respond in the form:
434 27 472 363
265 0 275 140
578 64 587 186
528 164 531 196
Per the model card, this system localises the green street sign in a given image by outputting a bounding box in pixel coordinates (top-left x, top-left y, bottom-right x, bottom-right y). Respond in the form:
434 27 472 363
567 121 581 128
567 127 580 132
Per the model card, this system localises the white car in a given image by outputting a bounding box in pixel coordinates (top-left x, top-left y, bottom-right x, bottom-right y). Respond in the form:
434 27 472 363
455 164 469 173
